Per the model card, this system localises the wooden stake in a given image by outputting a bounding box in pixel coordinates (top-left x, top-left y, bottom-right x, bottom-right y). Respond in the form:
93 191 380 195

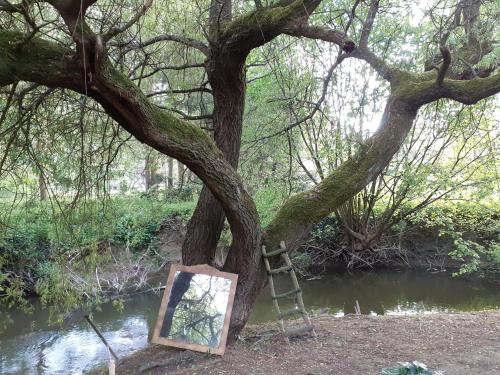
84 315 119 361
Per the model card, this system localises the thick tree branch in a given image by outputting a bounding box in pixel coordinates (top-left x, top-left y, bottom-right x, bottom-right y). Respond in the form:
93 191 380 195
217 0 322 56
393 71 500 107
283 22 398 82
437 46 451 86
349 47 399 82
433 73 500 105
282 24 356 53
130 34 209 55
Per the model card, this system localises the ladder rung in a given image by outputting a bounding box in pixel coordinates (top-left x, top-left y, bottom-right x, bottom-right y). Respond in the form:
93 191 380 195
278 308 307 319
263 247 288 258
272 288 301 300
268 265 293 274
283 325 314 337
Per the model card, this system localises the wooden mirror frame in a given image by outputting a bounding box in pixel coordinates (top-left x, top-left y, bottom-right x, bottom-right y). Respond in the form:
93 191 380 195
151 264 238 355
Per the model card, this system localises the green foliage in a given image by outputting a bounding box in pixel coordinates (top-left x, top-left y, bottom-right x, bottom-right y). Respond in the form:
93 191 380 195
297 201 500 274
290 251 314 275
409 202 500 275
382 361 442 375
0 195 196 308
253 185 287 227
309 215 344 248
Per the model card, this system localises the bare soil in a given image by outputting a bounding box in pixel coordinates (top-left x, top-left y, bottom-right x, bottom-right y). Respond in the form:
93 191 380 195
89 311 500 375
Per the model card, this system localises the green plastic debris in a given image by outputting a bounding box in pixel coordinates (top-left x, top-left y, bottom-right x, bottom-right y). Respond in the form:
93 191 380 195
381 361 443 375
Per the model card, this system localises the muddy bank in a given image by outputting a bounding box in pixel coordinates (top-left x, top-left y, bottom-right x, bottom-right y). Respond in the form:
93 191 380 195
88 311 500 375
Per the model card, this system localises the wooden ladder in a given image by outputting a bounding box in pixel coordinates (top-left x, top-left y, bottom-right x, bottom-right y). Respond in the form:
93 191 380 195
262 241 316 343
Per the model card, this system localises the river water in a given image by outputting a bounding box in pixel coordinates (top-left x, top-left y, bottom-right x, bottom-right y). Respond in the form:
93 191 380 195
1 270 499 374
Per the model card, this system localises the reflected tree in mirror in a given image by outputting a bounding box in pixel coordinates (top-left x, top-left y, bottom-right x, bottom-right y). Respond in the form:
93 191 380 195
159 271 231 347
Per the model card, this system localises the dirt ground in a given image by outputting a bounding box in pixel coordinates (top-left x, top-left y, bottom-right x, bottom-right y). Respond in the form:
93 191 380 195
89 311 500 375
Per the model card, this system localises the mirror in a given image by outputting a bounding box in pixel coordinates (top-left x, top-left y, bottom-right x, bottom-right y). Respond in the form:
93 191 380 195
152 264 238 355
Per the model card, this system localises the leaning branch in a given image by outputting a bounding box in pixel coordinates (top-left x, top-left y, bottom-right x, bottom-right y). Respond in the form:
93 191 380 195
0 30 260 269
398 71 500 107
265 97 418 250
359 0 379 48
349 47 398 82
441 73 500 105
282 24 355 52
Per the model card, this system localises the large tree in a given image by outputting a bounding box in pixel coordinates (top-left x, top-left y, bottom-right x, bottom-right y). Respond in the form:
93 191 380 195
1 0 499 337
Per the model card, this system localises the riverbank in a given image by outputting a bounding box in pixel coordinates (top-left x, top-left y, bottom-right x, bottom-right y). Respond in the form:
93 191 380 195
2 196 499 308
88 311 500 375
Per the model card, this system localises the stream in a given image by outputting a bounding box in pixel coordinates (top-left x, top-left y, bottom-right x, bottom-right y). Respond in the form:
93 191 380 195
1 270 499 374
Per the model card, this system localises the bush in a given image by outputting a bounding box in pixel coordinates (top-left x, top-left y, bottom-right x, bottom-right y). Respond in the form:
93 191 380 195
409 202 500 275
0 195 196 303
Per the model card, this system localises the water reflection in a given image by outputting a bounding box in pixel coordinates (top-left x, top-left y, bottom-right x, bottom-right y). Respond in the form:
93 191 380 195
0 270 499 374
248 270 500 321
0 317 148 375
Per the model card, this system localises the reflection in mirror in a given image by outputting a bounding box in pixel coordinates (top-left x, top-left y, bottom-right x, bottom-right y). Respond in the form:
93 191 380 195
152 265 237 355
159 271 231 347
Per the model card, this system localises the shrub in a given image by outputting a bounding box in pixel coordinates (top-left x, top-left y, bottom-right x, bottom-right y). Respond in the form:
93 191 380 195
0 195 196 305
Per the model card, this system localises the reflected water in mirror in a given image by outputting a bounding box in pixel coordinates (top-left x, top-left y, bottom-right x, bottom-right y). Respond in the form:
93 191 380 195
159 271 231 348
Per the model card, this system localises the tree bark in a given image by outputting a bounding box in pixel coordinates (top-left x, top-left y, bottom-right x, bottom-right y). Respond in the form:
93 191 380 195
180 1 267 332
160 271 194 337
180 0 322 268
181 48 259 335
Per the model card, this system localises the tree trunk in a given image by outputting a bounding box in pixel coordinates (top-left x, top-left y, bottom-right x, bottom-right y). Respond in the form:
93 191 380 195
39 173 48 201
179 45 264 337
167 157 174 189
144 152 153 192
181 51 246 266
177 160 184 189
160 271 194 337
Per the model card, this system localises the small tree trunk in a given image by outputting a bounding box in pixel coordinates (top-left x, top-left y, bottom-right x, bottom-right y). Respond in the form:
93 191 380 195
177 160 184 189
39 173 48 201
167 157 173 189
144 153 153 192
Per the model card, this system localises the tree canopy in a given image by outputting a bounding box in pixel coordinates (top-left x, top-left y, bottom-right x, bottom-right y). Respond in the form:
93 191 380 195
0 0 499 336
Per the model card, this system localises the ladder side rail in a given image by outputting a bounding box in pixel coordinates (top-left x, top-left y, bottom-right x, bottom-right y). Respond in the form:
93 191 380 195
279 241 317 337
262 245 290 344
